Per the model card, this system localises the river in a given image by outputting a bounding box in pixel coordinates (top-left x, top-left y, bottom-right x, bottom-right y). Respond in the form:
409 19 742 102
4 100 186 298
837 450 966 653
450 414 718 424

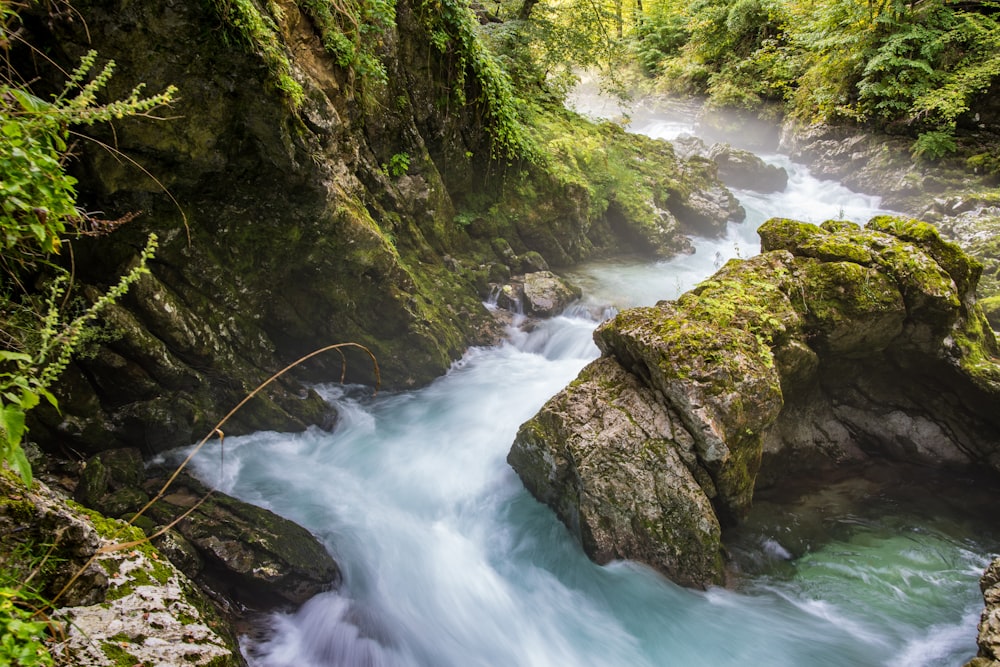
179 93 1000 666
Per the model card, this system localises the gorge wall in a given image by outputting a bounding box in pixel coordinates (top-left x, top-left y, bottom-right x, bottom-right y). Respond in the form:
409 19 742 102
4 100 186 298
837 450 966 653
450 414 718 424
16 0 740 457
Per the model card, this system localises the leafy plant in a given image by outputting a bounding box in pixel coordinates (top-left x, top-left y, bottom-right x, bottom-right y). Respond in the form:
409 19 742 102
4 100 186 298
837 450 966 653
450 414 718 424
1 13 174 484
1 236 157 484
1 50 174 266
208 0 304 105
911 129 957 161
382 151 410 177
415 0 536 160
0 587 53 667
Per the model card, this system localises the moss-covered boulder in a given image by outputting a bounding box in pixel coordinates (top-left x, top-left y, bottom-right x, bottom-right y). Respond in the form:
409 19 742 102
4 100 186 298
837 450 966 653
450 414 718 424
508 215 1000 587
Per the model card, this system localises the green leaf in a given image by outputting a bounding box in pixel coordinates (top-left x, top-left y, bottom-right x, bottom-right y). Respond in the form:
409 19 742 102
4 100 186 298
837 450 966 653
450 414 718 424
37 388 58 411
19 389 40 411
0 404 26 447
9 445 33 485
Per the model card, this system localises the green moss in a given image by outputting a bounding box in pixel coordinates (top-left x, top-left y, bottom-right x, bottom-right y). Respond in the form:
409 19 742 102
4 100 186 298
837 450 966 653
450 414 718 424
952 307 1000 389
980 294 1000 329
795 259 903 324
760 217 875 264
100 638 140 666
868 215 982 294
759 217 826 253
207 0 304 107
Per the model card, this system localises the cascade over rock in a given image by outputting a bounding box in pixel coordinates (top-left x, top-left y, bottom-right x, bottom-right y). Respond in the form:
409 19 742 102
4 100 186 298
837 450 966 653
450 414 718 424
16 0 744 457
508 215 1000 588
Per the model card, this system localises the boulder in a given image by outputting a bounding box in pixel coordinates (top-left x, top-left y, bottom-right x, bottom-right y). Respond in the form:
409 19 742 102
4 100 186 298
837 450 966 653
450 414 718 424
969 557 1000 667
0 470 241 666
509 215 1000 587
707 143 788 193
74 447 149 520
672 181 747 235
496 271 582 318
144 472 341 609
508 358 723 588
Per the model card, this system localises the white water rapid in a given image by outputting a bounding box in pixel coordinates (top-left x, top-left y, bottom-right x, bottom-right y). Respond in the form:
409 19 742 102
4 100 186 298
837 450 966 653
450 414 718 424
178 96 999 666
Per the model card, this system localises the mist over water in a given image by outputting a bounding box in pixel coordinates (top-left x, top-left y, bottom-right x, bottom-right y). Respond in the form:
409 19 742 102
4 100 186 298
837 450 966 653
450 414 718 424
179 94 998 666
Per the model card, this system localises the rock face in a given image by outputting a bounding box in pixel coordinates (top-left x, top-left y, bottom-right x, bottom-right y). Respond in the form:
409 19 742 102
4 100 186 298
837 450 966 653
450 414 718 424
15 0 745 457
508 216 1000 587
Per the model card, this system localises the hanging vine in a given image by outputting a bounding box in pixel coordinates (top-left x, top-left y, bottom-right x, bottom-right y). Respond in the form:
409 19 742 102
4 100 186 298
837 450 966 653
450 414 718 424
415 0 536 161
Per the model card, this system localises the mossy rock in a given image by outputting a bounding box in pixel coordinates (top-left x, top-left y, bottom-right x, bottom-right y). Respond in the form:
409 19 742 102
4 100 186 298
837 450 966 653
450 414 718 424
509 358 724 588
981 294 1000 330
509 215 1000 589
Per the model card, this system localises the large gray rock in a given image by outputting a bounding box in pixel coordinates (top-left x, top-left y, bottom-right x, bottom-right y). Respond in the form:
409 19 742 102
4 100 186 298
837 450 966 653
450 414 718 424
509 358 723 588
708 143 788 193
509 215 1000 587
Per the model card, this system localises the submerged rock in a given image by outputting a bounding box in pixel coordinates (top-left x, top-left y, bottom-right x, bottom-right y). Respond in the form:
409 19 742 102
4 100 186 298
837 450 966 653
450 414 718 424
508 216 1000 587
496 271 582 318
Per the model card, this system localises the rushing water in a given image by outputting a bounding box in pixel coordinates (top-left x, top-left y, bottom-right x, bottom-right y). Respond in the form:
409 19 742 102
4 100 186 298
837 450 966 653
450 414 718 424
177 96 999 666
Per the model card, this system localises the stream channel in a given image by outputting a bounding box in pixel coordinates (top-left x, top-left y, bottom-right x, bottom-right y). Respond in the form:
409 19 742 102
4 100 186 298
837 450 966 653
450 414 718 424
178 93 1000 666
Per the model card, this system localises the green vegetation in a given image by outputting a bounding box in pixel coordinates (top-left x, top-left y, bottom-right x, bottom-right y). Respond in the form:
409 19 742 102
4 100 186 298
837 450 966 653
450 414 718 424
0 586 53 667
630 0 998 159
382 151 411 177
1 8 172 483
481 0 998 163
207 0 305 104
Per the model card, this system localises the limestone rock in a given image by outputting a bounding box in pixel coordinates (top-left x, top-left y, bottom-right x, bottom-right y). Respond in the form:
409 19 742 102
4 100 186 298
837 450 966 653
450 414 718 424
0 471 241 666
144 472 340 609
508 215 1000 588
707 143 788 193
509 358 723 588
496 271 582 318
